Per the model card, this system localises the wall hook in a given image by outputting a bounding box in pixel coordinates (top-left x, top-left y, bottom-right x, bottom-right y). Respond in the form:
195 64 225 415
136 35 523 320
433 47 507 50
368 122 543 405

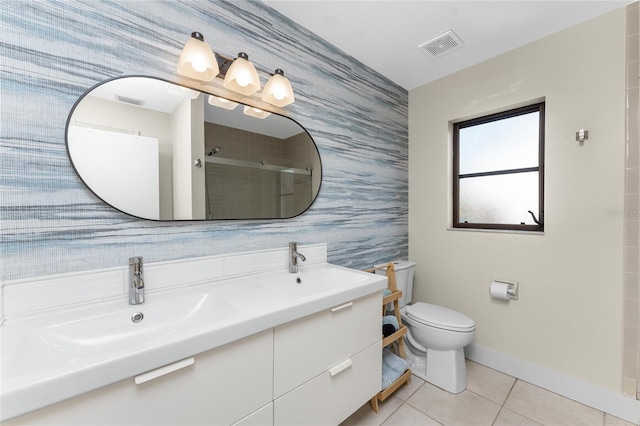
576 129 589 143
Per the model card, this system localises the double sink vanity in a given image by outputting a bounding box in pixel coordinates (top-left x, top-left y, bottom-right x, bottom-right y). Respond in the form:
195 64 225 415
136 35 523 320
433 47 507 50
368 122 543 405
1 244 387 425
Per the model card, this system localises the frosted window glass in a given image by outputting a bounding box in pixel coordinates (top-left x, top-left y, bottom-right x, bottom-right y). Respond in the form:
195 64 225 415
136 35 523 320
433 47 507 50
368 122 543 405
459 172 539 224
459 111 539 174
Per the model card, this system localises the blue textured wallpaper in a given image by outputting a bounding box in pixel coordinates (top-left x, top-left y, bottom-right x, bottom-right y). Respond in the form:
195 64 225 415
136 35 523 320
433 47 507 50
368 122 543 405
0 0 408 281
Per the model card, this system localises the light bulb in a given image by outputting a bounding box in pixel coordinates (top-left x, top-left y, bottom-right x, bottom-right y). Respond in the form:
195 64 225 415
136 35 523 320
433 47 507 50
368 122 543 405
273 88 286 100
236 75 250 87
191 58 208 73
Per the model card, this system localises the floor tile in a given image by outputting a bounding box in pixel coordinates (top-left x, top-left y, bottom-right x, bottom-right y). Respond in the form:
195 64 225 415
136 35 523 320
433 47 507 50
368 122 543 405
392 374 425 401
407 382 501 425
381 403 441 426
341 395 403 426
504 380 604 426
465 360 516 405
341 361 628 426
493 408 541 426
605 413 638 426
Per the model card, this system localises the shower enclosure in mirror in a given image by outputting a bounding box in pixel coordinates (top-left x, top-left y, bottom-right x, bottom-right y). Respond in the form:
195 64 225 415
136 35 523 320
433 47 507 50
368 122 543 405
66 76 321 220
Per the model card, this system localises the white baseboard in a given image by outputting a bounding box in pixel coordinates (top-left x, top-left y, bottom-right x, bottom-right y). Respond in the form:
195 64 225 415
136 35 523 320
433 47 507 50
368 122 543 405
465 343 640 425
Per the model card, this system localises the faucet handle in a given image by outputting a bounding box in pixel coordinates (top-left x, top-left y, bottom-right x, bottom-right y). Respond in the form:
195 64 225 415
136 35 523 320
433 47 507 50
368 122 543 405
130 256 143 274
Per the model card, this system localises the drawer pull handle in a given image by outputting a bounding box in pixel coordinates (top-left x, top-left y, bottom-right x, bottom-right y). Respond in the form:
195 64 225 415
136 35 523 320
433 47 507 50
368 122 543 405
329 359 353 377
135 357 195 384
331 301 353 312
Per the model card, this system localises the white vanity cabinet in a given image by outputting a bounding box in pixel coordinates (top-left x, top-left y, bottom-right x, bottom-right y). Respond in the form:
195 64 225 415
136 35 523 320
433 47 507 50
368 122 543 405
273 293 382 425
5 292 383 426
232 402 274 426
4 329 274 426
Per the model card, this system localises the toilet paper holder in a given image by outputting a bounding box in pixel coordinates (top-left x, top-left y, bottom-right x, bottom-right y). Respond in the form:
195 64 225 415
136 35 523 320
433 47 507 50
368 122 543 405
490 279 519 300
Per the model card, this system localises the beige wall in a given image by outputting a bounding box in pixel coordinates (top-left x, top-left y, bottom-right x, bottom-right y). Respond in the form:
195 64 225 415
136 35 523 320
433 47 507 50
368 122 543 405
409 8 625 392
624 2 640 398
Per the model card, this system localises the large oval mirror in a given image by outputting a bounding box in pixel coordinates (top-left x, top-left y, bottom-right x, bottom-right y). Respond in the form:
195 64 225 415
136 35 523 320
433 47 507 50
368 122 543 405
66 76 321 220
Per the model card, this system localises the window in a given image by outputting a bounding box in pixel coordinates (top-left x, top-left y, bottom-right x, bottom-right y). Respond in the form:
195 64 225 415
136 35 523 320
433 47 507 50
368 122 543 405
453 103 544 232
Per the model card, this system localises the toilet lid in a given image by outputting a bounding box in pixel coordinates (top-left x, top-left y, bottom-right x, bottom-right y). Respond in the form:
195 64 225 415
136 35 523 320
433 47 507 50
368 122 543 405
405 302 476 332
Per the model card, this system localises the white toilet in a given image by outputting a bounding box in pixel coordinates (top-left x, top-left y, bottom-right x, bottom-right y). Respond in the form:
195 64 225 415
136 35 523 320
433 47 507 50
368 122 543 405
377 260 476 394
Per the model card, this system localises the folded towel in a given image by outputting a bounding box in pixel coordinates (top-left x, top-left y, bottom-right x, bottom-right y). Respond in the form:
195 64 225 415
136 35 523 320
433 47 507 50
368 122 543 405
381 348 408 390
383 324 396 338
382 315 399 331
383 288 392 297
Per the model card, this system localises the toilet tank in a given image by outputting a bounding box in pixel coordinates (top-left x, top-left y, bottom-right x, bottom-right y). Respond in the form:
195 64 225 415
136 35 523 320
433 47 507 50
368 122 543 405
375 260 416 308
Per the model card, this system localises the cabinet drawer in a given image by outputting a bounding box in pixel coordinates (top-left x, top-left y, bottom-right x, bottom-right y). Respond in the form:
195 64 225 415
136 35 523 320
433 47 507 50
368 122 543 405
5 329 273 426
232 403 273 426
274 292 381 398
274 341 381 426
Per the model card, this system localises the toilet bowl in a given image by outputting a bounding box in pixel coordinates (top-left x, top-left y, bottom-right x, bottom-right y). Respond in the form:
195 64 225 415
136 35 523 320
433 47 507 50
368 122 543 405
402 303 475 393
376 261 476 394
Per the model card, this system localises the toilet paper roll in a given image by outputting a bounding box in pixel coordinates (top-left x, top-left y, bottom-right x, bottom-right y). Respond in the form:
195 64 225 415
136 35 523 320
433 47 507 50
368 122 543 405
490 280 511 300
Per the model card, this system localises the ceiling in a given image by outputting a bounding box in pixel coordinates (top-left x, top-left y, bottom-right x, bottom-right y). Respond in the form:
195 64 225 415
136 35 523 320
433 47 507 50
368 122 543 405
262 1 628 90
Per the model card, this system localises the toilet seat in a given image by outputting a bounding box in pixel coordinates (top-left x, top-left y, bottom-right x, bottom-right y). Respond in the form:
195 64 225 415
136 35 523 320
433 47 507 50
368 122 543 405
405 302 476 332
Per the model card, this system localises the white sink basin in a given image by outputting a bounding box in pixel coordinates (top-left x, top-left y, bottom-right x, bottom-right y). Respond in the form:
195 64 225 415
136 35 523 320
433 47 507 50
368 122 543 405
4 293 237 379
258 265 370 301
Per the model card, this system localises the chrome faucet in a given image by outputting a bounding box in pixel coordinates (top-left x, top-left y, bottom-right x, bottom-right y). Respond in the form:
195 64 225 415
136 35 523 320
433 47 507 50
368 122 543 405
129 256 145 305
289 242 306 273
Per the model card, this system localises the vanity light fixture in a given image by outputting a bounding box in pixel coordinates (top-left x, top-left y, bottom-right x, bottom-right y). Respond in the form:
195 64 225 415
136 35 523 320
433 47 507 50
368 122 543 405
177 32 296 107
262 69 295 107
208 95 239 110
223 52 261 96
243 105 271 119
177 32 219 81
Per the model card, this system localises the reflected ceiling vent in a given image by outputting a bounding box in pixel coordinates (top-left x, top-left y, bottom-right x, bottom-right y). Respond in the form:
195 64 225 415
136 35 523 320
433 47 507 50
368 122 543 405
418 30 464 58
114 94 145 106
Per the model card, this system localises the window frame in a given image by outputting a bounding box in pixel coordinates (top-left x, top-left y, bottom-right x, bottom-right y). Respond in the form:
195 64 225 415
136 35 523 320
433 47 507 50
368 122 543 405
452 102 545 232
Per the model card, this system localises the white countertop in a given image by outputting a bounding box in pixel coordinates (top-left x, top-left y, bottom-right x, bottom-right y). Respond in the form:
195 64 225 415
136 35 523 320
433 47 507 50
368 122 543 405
0 262 386 421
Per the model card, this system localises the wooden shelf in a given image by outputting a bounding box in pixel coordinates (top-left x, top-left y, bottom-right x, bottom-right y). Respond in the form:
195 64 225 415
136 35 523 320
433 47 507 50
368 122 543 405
367 262 411 414
382 290 402 305
377 369 412 401
382 325 407 348
370 368 411 412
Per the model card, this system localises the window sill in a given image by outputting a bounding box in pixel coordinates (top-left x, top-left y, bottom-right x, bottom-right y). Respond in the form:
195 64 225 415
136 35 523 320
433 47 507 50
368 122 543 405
447 227 544 236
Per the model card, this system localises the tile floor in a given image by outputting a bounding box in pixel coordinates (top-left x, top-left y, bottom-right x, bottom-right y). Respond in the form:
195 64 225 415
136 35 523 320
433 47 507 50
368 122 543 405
342 360 636 426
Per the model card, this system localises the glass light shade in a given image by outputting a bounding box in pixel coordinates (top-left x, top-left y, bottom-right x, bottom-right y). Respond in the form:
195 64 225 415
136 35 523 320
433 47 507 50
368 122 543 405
243 105 271 119
223 52 261 96
208 95 239 110
262 69 295 107
167 83 200 99
177 32 219 82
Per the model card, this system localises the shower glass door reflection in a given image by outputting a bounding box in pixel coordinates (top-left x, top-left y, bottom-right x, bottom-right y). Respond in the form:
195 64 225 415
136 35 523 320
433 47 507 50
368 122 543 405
204 162 312 219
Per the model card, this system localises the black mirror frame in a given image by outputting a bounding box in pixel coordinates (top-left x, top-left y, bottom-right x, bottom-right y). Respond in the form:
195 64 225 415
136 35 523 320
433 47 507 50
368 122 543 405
65 75 322 221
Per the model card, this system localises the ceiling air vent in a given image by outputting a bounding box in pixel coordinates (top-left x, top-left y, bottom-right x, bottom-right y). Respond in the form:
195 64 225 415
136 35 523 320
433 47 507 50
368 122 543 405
115 94 145 106
418 30 464 58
